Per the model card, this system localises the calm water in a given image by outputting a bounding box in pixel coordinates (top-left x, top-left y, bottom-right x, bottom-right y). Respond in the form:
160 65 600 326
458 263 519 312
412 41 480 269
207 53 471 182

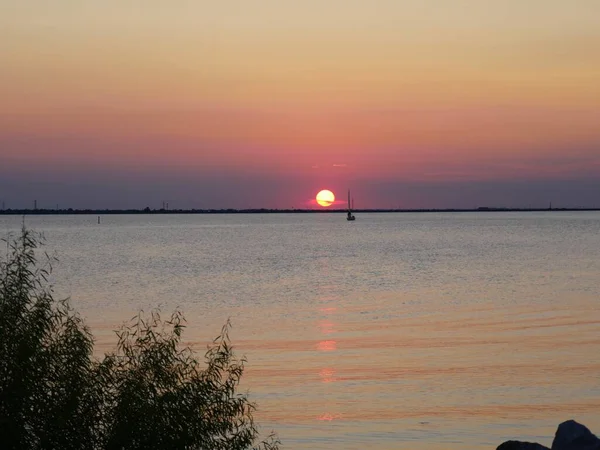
2 212 600 449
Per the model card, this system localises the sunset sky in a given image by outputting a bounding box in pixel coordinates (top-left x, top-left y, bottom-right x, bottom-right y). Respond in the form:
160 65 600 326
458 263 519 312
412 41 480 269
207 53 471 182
1 1 599 209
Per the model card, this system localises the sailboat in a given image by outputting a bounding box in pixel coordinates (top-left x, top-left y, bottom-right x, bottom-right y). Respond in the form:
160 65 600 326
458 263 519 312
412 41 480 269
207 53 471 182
346 189 356 221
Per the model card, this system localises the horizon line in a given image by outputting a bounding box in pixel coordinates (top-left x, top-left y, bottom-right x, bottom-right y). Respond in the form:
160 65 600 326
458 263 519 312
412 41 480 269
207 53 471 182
1 207 600 215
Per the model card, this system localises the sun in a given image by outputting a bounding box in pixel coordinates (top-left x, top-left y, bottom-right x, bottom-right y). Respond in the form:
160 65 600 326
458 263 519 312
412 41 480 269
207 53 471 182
316 189 335 207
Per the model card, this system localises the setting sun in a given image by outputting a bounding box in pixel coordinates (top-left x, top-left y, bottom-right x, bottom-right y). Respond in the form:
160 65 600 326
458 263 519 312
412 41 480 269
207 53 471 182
316 190 335 207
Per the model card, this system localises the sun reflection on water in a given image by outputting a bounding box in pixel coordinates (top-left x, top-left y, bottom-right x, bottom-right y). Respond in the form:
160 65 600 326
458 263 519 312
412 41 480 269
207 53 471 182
317 339 337 351
317 413 342 421
319 368 337 383
318 320 336 334
314 258 344 422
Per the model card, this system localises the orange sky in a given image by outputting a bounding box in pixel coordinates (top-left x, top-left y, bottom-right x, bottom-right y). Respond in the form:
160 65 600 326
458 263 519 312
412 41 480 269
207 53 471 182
1 1 599 208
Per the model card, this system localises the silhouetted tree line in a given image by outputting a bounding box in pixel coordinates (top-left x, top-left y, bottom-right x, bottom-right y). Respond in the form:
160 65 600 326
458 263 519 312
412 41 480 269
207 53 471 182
0 228 279 450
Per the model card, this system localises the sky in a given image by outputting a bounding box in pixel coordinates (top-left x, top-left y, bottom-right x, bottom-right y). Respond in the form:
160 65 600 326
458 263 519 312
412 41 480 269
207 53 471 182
1 0 599 209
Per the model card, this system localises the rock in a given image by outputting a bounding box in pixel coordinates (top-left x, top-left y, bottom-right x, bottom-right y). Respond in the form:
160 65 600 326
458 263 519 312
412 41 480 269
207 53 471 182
551 420 600 450
497 440 550 450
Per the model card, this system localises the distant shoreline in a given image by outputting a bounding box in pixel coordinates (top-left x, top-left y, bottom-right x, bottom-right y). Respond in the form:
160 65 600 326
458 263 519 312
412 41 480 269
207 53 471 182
1 207 599 215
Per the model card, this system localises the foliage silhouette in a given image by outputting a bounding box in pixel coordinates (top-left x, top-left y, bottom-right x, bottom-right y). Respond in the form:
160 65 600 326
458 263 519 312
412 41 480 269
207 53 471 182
0 227 279 450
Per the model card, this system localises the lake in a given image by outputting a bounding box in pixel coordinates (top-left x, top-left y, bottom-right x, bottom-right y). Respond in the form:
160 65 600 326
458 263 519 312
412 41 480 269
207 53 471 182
2 212 600 449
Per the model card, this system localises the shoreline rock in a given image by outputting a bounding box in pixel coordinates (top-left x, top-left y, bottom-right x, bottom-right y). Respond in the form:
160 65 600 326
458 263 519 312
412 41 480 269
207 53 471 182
497 420 600 450
497 441 549 449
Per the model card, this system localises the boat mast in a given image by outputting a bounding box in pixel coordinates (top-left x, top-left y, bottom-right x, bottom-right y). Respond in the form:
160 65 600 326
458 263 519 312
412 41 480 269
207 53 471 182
347 189 351 212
